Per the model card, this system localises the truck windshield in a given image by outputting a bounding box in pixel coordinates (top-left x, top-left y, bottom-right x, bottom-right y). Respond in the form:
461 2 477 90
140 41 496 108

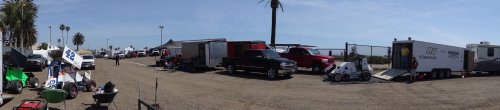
83 56 94 59
28 54 42 58
307 49 321 55
262 50 282 58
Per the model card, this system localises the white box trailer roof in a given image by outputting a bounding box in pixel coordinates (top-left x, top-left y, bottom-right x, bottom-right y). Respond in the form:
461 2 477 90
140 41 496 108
373 40 473 80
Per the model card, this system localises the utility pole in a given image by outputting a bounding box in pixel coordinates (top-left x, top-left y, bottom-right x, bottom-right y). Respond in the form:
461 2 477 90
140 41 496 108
106 39 109 51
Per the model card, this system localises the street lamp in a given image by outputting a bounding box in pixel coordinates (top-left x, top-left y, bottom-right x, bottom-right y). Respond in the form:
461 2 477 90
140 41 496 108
106 39 109 51
159 26 164 46
49 26 52 44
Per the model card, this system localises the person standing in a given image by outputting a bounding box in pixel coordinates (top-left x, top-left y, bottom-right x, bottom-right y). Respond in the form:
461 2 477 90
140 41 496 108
115 54 120 66
401 46 410 69
409 57 418 82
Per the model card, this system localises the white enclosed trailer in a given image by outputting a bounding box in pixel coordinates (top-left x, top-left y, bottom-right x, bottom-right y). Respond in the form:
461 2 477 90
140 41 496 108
466 41 500 74
373 40 474 80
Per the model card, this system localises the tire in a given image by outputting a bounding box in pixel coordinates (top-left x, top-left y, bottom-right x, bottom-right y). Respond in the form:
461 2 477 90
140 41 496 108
438 70 445 79
430 71 438 79
226 65 235 74
63 82 78 99
28 77 39 88
266 68 278 79
312 63 323 74
445 70 452 78
360 72 371 81
284 73 292 78
330 73 342 82
9 80 23 94
85 80 97 92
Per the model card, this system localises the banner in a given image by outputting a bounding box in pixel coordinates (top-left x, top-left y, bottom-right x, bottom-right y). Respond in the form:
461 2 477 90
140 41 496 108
62 46 83 69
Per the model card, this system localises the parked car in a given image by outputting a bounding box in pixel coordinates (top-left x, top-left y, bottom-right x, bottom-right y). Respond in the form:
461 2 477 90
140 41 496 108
278 45 335 74
26 54 47 71
222 49 297 79
126 51 138 58
96 51 107 58
150 50 160 56
116 53 125 59
138 50 147 57
81 54 96 70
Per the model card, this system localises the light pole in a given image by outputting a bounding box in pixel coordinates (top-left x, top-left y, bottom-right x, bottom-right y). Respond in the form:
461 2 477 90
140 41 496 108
49 26 52 44
106 39 109 51
159 26 164 46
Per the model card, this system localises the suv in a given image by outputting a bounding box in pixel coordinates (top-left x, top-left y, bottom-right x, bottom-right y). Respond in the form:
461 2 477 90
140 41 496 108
279 47 335 73
222 49 297 79
81 55 96 70
26 54 47 71
150 50 160 56
138 50 147 57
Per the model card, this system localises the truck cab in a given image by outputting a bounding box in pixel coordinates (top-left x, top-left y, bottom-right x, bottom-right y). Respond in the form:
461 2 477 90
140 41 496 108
279 47 335 73
223 49 297 79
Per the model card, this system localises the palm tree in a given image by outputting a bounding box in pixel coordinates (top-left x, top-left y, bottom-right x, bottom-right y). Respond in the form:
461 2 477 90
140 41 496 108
59 24 65 45
72 32 84 51
259 0 283 47
65 26 70 44
1 0 39 48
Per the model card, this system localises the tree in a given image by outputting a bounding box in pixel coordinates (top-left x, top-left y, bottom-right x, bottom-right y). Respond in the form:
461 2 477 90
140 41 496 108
72 32 84 51
37 42 47 50
65 26 70 44
0 0 39 48
59 24 65 45
259 0 283 47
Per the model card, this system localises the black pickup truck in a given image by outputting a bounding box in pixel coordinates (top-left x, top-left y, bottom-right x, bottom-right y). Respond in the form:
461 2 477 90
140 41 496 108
222 49 297 79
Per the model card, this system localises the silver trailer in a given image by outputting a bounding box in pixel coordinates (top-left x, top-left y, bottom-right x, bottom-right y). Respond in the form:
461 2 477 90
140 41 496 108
373 39 474 80
181 39 227 71
466 41 500 74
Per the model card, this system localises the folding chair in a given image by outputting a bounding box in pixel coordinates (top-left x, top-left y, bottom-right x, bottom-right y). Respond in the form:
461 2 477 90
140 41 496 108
92 90 119 109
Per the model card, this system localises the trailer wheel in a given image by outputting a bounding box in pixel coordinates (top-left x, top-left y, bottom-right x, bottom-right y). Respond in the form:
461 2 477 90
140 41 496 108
438 70 445 79
444 70 452 78
226 65 235 74
430 71 438 79
85 80 97 92
331 73 342 82
360 72 371 81
266 68 278 79
9 80 23 94
63 82 78 99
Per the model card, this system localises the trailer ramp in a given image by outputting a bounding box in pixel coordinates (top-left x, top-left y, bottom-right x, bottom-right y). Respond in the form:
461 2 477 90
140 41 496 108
372 68 408 80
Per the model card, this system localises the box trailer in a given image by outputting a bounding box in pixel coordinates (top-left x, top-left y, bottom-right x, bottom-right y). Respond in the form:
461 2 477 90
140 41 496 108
466 41 500 74
373 40 474 80
181 39 227 71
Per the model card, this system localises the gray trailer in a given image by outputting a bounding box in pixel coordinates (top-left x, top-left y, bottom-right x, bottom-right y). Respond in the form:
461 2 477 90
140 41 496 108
466 41 500 75
181 39 227 71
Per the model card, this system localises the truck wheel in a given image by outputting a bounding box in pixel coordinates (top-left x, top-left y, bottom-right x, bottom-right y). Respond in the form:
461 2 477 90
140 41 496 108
85 80 97 92
63 82 78 99
312 64 323 74
28 77 39 88
226 65 235 74
266 68 278 79
360 72 371 81
331 73 342 82
9 80 23 94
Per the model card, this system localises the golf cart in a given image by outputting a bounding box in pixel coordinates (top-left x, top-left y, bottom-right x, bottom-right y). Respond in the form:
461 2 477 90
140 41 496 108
42 46 97 99
326 56 373 82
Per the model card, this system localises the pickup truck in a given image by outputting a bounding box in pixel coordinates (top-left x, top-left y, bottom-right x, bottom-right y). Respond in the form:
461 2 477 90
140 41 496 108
26 54 47 71
279 47 335 74
222 49 297 79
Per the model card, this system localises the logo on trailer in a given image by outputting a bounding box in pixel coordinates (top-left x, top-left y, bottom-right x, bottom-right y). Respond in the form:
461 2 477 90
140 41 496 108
426 47 438 55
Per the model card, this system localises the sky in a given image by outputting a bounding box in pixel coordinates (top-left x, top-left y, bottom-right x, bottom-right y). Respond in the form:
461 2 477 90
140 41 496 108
33 0 500 52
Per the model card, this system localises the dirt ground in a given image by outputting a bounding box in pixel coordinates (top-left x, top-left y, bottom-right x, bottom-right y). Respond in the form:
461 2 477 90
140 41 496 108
2 56 500 110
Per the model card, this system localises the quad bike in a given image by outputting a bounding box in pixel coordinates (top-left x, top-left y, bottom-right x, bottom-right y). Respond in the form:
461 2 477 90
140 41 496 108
42 60 97 99
3 66 39 94
326 56 373 82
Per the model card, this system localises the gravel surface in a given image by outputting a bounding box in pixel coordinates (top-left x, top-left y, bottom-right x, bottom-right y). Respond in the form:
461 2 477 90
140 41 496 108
2 57 500 110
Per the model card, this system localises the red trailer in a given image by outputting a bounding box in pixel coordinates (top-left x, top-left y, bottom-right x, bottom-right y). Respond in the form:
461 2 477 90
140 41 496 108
227 41 268 58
